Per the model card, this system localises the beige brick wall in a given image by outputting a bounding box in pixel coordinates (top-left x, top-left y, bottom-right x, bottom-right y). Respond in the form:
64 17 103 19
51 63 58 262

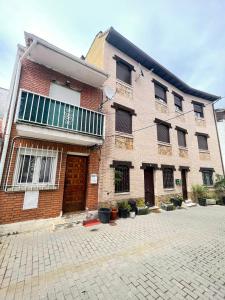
88 40 223 205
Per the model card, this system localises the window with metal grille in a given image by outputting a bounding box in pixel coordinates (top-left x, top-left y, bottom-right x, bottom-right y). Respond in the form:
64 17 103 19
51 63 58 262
116 61 131 85
194 103 204 118
202 171 213 186
197 135 208 150
116 109 132 134
15 148 57 186
163 168 174 189
154 83 167 103
157 123 170 143
174 95 183 111
177 130 186 147
115 165 130 193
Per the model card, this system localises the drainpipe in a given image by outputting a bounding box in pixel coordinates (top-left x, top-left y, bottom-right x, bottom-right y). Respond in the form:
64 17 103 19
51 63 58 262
213 103 225 176
0 40 37 185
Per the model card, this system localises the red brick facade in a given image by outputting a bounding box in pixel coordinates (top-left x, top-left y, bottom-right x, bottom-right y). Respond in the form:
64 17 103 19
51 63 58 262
0 59 102 224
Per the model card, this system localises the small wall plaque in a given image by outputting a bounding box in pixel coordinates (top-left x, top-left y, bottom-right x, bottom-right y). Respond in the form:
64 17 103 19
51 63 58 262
90 174 98 184
23 191 39 210
175 179 182 185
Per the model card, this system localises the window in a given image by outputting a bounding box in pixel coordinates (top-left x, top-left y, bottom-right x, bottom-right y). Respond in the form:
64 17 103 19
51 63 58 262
115 165 130 193
15 148 57 187
116 109 132 134
174 94 183 112
201 170 213 186
157 123 170 143
154 83 167 103
197 134 208 150
176 127 187 147
193 102 204 118
162 168 174 189
49 83 80 106
116 61 131 85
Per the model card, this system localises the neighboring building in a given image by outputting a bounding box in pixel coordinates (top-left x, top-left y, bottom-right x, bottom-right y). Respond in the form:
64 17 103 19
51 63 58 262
0 87 8 147
0 33 108 224
215 109 225 172
86 27 223 206
0 87 9 118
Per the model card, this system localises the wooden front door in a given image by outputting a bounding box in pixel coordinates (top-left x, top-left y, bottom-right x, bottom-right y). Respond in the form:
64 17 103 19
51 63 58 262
63 155 87 213
181 169 188 200
144 168 155 206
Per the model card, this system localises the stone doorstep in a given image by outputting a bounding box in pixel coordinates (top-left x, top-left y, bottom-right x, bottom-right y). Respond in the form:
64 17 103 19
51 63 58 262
0 210 98 236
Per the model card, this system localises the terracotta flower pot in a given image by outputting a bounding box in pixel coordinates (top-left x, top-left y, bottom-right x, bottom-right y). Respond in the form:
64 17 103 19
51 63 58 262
110 208 118 220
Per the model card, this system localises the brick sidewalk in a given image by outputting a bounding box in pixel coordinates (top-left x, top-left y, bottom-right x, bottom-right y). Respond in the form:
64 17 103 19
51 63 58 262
1 206 225 299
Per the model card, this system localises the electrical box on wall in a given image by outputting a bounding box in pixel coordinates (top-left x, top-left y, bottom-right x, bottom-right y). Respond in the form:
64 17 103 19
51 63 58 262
90 174 98 184
175 179 182 185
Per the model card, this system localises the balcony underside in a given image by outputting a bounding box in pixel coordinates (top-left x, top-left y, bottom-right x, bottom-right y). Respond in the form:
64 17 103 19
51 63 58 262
16 123 103 146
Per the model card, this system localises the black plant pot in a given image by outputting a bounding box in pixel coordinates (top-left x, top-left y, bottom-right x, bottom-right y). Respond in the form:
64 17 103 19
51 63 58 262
119 208 129 218
98 208 111 223
222 196 225 205
128 199 137 214
198 198 207 206
172 198 182 207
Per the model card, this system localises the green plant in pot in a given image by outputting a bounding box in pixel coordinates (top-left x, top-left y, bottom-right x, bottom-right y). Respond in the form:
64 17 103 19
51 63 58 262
136 198 149 215
118 201 131 218
192 184 208 206
171 194 183 208
98 202 111 224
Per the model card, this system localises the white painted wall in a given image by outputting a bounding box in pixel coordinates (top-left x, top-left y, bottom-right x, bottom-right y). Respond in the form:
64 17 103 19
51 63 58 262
49 83 80 106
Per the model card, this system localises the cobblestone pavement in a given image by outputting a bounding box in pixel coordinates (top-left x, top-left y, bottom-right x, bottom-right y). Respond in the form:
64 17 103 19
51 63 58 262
1 206 225 300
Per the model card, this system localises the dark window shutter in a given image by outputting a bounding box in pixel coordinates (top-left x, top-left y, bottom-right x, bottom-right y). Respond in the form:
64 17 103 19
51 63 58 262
197 135 208 150
155 84 166 102
177 130 186 147
157 124 170 143
174 95 182 111
163 168 174 188
116 109 132 134
116 61 131 85
194 104 204 117
115 165 130 193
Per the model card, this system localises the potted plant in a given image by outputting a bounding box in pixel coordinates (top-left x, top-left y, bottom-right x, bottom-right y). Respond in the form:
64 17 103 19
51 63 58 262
136 198 149 215
118 201 131 218
98 202 111 224
110 201 118 220
192 184 208 206
161 198 174 211
171 194 183 208
128 199 137 213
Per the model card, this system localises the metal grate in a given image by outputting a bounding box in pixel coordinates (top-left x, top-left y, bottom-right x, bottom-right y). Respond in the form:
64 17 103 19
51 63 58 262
4 141 63 192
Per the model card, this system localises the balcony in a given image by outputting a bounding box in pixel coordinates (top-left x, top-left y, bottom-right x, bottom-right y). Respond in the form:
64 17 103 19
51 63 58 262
16 90 105 146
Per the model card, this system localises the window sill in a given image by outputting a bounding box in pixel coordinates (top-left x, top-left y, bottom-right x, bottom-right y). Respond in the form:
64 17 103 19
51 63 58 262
114 192 130 196
5 185 58 192
158 142 171 147
199 150 210 153
155 98 168 107
116 79 133 89
195 117 205 121
175 109 183 114
164 188 175 191
115 131 133 138
179 146 188 151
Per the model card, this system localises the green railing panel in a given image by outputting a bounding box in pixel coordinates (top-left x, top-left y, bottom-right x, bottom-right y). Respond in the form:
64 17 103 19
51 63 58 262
18 91 104 138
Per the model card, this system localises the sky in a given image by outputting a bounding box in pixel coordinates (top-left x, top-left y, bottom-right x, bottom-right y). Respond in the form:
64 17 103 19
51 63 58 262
0 0 225 108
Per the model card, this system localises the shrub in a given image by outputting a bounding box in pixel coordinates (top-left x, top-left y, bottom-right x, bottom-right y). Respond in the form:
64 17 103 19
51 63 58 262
118 200 131 211
136 198 145 207
192 184 208 202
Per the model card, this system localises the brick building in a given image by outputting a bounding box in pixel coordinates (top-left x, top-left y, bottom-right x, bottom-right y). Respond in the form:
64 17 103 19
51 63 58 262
0 33 107 224
86 27 224 206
